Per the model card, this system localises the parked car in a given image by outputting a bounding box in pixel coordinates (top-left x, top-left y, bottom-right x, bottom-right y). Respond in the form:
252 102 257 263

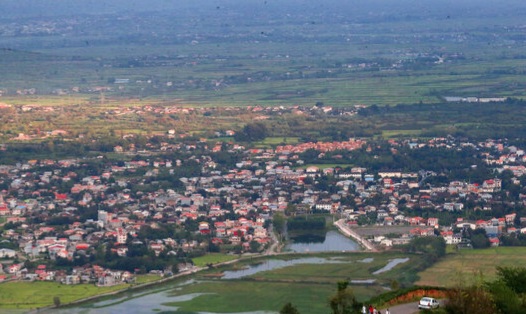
418 297 440 309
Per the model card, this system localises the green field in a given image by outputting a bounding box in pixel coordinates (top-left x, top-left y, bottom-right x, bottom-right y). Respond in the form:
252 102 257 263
416 247 526 287
191 253 239 267
0 281 128 310
381 129 423 138
134 274 163 284
164 280 346 313
299 164 354 170
258 137 301 146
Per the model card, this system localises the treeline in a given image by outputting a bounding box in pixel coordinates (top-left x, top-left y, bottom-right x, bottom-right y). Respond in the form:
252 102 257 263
357 98 526 141
287 216 326 231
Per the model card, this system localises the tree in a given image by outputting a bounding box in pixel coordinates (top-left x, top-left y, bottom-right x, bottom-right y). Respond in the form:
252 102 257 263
249 240 261 253
495 266 526 294
486 280 524 314
471 230 490 249
446 284 496 314
280 302 301 314
234 122 268 142
485 266 526 314
53 296 61 307
329 281 359 314
273 213 286 240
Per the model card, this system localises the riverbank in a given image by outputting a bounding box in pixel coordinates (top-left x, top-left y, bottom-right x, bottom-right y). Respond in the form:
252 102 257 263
26 237 282 312
334 219 378 252
25 266 205 313
13 223 362 312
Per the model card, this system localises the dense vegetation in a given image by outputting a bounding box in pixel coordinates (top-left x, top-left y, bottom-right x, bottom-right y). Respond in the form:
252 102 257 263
446 266 526 314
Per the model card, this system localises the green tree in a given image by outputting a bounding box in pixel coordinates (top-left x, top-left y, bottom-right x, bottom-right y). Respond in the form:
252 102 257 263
485 266 526 313
486 280 524 314
249 240 261 253
280 302 301 314
53 296 61 307
471 232 490 249
329 281 359 314
445 284 496 314
234 122 268 142
273 213 286 240
495 266 526 294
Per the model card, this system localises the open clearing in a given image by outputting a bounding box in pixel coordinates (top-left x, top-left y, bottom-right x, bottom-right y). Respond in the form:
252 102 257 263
416 247 526 287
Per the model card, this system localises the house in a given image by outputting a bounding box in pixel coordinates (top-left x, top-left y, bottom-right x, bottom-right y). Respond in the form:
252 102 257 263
65 275 81 285
315 203 332 211
489 237 500 247
8 263 23 274
427 218 439 227
0 248 16 258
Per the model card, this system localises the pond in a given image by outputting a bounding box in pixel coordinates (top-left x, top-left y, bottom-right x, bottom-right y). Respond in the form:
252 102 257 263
221 257 344 279
284 230 360 253
372 258 410 275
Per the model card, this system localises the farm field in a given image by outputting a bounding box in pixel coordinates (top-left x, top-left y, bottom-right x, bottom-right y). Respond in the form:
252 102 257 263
415 247 526 287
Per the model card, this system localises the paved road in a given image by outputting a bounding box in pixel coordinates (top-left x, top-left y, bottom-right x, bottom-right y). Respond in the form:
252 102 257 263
334 219 378 252
382 302 419 314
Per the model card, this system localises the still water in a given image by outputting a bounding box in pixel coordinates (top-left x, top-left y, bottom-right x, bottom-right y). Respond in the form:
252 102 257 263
284 230 360 252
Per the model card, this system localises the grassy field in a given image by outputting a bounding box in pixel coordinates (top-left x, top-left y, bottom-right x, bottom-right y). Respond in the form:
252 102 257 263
163 280 346 313
0 281 128 310
134 274 163 284
258 137 300 145
191 253 239 267
381 129 423 138
298 163 354 170
416 247 526 287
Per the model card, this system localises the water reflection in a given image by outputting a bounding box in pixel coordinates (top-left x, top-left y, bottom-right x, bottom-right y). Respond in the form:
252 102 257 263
222 257 344 279
285 230 360 253
372 258 410 275
44 281 200 314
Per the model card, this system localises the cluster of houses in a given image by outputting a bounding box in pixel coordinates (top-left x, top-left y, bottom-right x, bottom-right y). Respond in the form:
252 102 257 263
1 133 526 284
1 261 136 286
